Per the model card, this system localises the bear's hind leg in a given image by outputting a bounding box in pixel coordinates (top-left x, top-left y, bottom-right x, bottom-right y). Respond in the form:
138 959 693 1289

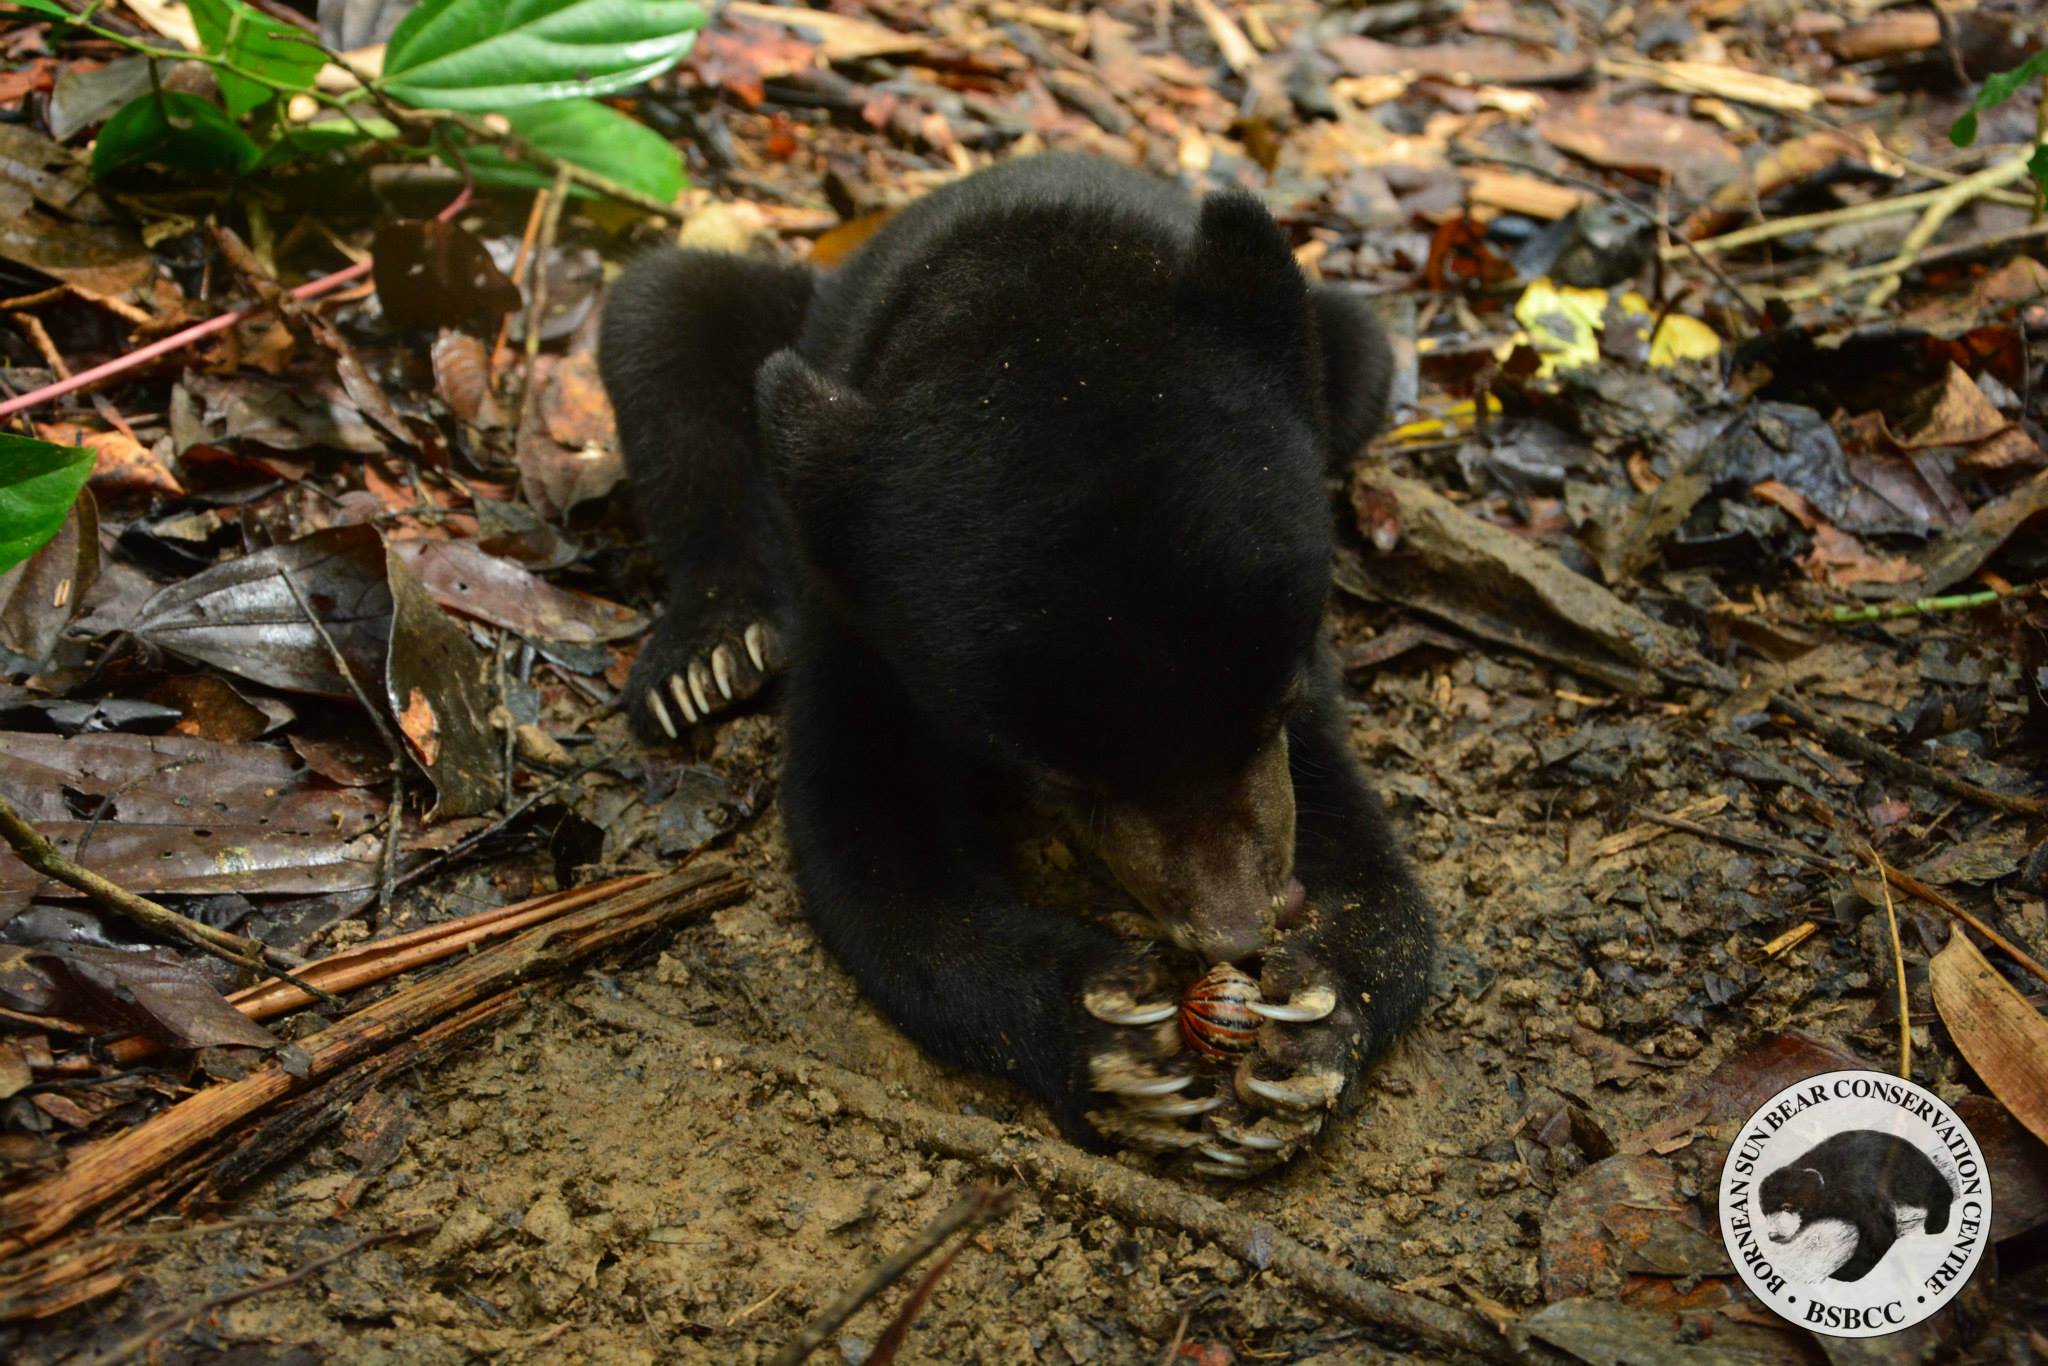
599 249 813 739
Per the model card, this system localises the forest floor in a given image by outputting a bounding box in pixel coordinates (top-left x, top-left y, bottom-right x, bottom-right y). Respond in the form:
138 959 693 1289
2 2 2047 1364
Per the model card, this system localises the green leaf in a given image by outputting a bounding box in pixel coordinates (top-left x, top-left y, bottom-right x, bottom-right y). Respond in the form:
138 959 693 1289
380 0 706 111
188 0 327 118
93 91 262 180
4 1 78 18
469 99 683 201
0 436 95 575
256 114 398 170
1949 50 2048 147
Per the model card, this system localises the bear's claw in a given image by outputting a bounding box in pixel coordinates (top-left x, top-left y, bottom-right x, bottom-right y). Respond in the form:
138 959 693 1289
634 618 785 739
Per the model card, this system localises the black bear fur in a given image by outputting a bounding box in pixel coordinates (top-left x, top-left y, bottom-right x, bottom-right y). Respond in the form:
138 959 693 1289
1760 1130 1955 1282
600 154 1432 1144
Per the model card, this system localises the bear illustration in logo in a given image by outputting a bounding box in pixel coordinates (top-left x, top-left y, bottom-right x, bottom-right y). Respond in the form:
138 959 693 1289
1760 1130 1956 1283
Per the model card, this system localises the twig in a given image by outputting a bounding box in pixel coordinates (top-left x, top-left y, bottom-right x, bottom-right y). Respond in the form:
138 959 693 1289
85 1226 415 1366
1767 692 2048 818
1867 845 1913 1080
1861 155 2038 307
592 1006 1561 1366
1820 581 2041 623
866 1218 986 1366
0 794 326 995
1185 0 1258 74
511 166 571 426
1875 862 2048 994
1446 149 1764 328
770 1184 1013 1366
379 769 405 916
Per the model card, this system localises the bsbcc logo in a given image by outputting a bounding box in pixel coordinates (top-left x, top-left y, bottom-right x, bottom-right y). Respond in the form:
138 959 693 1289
1719 1070 1989 1336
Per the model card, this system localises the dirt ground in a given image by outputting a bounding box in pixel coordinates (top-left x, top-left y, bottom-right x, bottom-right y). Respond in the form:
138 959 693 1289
15 587 2044 1364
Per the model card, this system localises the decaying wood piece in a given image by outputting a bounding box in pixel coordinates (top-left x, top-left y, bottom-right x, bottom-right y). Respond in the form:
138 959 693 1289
0 863 747 1313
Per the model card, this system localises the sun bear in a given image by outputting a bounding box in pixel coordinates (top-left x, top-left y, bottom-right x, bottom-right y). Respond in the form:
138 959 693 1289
1761 1130 1956 1282
599 155 1434 1174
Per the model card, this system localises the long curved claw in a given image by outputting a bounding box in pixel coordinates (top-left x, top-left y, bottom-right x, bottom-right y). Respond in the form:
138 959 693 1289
1091 1109 1214 1151
1196 1143 1253 1170
667 673 699 726
1207 1117 1294 1152
1132 1092 1225 1119
1249 985 1337 1023
685 660 716 715
1090 1054 1194 1098
1082 988 1177 1027
646 689 678 739
1237 1063 1345 1112
745 620 786 672
710 644 738 700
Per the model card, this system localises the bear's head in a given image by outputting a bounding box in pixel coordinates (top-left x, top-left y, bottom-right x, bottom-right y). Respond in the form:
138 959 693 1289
757 190 1331 963
1759 1163 1827 1241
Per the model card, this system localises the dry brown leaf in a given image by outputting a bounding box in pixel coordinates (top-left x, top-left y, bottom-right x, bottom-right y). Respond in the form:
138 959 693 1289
1537 102 1741 192
33 422 183 497
1931 932 2048 1148
1324 35 1591 86
1959 425 2045 472
1463 169 1585 220
723 2 924 61
1896 364 2009 450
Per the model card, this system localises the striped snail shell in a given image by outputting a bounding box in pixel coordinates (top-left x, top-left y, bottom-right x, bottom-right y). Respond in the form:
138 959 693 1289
1179 963 1263 1062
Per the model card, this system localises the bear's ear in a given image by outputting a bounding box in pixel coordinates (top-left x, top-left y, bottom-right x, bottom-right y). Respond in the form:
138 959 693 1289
1803 1167 1824 1188
1188 190 1306 306
757 348 869 515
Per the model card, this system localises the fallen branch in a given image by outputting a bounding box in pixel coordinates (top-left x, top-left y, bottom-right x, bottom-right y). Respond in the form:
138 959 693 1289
770 1183 1013 1366
1767 692 2048 819
0 863 746 1271
590 1002 1563 1366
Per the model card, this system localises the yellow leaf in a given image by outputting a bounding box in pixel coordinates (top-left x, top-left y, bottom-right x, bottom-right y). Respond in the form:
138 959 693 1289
1651 314 1722 367
1513 277 1607 374
1930 931 2048 1148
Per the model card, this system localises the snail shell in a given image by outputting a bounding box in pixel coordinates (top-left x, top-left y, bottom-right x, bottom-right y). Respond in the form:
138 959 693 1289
1179 963 1262 1062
